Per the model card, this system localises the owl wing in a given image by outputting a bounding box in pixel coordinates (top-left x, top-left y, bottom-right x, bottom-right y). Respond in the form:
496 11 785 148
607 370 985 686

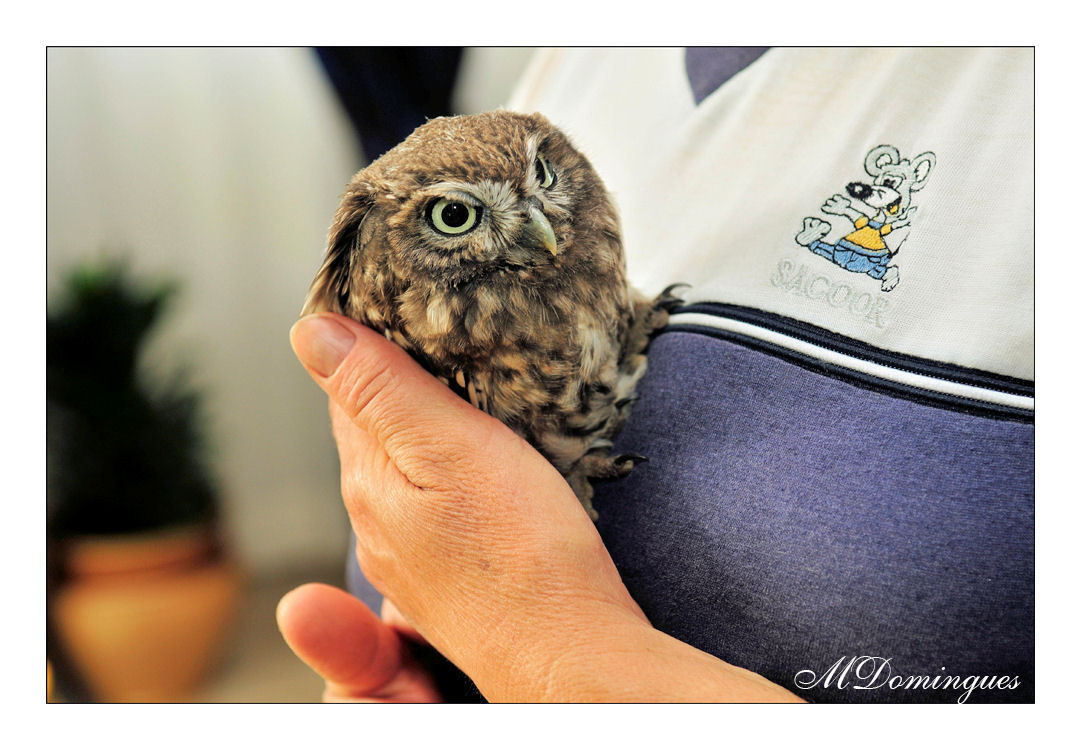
301 181 381 319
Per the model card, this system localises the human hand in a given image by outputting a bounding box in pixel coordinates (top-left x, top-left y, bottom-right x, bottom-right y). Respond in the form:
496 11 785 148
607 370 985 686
286 312 801 702
287 312 649 700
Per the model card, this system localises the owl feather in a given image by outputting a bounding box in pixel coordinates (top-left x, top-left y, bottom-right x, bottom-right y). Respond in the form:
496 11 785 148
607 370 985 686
303 111 680 519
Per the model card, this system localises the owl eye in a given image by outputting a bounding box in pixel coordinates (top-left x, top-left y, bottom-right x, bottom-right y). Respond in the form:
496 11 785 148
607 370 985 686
535 154 555 189
427 198 480 236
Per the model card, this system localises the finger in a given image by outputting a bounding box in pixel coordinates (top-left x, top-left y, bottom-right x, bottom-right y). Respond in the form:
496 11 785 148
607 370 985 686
291 313 509 488
276 583 403 696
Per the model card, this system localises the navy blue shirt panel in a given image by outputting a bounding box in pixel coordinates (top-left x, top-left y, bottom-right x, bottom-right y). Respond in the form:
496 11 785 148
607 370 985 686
591 329 1034 703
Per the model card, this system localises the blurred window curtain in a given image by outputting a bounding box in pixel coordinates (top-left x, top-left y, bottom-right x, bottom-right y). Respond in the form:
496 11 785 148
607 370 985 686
315 47 464 162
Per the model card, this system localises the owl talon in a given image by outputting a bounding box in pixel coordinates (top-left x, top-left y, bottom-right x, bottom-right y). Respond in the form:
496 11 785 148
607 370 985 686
612 452 648 475
566 448 646 520
656 282 690 311
660 282 691 297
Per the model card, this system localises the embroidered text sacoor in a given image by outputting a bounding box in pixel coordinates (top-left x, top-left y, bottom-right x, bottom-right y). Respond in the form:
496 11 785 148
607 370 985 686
793 656 1022 704
771 259 890 328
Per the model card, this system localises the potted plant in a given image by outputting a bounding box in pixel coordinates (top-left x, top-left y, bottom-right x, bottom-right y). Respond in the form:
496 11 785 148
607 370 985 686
47 262 240 701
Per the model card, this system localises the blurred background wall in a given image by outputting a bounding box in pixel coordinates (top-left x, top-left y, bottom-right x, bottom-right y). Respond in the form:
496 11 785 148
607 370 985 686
48 47 360 574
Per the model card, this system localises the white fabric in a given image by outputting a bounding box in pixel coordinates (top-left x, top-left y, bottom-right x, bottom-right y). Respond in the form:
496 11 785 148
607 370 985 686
509 48 1034 381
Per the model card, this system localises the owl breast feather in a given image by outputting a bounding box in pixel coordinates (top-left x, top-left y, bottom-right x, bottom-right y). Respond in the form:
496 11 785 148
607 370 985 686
376 272 637 474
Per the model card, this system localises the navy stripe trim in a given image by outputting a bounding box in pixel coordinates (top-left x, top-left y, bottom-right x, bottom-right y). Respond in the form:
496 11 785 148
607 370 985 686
675 302 1034 398
663 323 1034 424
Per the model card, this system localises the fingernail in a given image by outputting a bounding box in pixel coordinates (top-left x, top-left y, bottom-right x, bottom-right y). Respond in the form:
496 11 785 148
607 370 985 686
291 315 356 377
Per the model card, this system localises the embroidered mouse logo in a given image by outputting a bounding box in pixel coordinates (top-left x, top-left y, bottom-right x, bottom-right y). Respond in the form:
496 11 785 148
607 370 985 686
795 145 935 292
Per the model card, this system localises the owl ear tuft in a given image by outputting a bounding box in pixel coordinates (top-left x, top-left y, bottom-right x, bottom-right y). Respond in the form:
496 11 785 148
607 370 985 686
301 181 376 317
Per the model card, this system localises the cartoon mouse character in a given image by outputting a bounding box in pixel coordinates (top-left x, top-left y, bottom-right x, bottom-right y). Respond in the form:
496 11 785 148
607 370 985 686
795 145 935 292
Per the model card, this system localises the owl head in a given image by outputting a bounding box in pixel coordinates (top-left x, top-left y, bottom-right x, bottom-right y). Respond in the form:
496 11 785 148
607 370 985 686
303 110 622 317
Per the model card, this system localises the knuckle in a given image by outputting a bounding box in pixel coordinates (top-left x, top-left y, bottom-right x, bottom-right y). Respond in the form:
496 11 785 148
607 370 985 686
336 352 400 429
394 417 503 491
396 433 470 484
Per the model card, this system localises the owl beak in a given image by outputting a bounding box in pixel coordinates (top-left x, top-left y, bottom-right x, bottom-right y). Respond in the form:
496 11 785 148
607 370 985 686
521 204 559 256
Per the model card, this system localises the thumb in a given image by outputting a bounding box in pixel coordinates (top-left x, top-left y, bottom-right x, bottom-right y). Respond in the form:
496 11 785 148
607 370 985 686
276 583 403 697
290 313 511 490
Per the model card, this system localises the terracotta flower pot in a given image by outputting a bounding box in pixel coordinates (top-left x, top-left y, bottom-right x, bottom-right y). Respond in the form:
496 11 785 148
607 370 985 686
51 523 241 702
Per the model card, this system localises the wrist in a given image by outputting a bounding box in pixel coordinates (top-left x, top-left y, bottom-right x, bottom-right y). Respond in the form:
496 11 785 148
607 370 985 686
473 605 802 702
475 602 655 701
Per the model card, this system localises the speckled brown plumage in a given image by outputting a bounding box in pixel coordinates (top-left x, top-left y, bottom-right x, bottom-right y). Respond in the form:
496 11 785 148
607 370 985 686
303 111 679 519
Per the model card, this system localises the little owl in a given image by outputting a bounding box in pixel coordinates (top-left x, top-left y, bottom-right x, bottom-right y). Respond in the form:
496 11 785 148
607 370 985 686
303 110 680 519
